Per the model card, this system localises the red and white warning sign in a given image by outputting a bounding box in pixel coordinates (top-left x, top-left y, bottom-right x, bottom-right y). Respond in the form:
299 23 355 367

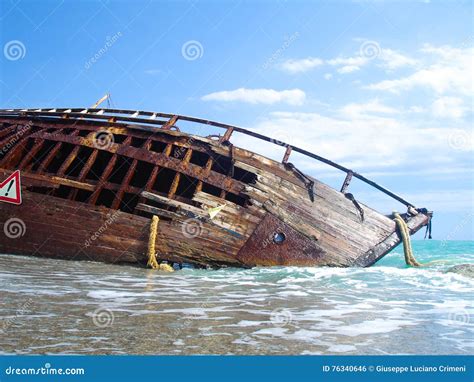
0 170 22 205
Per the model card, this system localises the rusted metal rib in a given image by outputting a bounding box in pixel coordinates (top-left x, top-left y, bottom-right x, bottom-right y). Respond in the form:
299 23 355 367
168 148 193 199
282 146 292 164
18 139 43 170
133 137 162 212
0 132 27 166
30 131 244 195
111 159 137 210
70 148 99 200
89 136 132 205
162 115 178 130
37 142 63 173
196 156 213 193
340 171 353 194
57 146 80 177
0 124 19 140
219 126 234 144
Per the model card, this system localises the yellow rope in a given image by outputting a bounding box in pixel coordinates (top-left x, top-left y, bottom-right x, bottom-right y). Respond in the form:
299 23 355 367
147 215 175 272
147 215 160 269
393 212 421 267
158 263 174 272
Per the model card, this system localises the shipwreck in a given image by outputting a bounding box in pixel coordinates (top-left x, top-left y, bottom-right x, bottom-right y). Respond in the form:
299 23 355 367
0 107 432 268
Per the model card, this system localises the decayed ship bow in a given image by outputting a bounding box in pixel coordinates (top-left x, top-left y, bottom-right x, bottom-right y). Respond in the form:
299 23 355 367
0 108 432 268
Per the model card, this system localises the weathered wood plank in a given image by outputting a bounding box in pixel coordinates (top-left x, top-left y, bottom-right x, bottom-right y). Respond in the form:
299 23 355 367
142 191 206 216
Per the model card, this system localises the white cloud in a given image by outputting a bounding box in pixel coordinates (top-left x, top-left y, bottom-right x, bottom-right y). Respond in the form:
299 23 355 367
234 99 474 184
278 46 416 75
278 58 323 74
205 44 471 187
337 65 361 74
432 97 468 119
328 48 417 73
201 88 306 106
327 56 368 73
409 106 426 113
421 44 463 60
379 49 419 70
327 56 368 67
339 99 399 118
366 45 473 95
233 109 471 177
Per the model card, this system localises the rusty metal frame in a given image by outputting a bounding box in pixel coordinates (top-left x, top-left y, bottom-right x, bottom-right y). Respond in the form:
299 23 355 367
0 117 251 224
0 108 415 208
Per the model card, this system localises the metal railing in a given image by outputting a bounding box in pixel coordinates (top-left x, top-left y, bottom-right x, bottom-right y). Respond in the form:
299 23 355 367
0 107 415 208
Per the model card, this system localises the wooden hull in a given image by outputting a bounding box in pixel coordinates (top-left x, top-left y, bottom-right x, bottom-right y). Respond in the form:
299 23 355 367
0 109 431 268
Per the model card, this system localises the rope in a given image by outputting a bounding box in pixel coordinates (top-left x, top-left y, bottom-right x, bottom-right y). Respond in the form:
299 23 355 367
393 212 421 267
147 215 160 269
147 215 175 272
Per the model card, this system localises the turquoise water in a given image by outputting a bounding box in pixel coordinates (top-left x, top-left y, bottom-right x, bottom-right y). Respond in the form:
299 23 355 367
377 240 473 268
0 240 472 355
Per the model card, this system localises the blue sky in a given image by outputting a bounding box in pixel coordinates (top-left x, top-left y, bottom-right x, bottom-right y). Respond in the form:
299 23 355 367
1 0 473 239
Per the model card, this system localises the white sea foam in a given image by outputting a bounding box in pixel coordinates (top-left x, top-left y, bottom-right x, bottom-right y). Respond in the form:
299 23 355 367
253 327 288 336
334 318 419 337
1 250 473 355
277 290 309 297
327 344 357 353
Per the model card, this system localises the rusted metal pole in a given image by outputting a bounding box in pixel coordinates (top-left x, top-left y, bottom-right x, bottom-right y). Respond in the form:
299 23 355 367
340 171 353 194
282 146 292 164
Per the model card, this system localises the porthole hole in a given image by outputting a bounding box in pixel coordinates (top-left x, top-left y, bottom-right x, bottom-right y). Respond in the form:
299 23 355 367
273 232 286 245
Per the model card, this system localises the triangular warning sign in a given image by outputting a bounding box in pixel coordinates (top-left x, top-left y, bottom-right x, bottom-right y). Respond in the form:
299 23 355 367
0 170 22 205
208 203 226 219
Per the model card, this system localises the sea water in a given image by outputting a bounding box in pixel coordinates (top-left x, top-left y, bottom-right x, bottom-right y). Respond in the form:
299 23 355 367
0 241 472 355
